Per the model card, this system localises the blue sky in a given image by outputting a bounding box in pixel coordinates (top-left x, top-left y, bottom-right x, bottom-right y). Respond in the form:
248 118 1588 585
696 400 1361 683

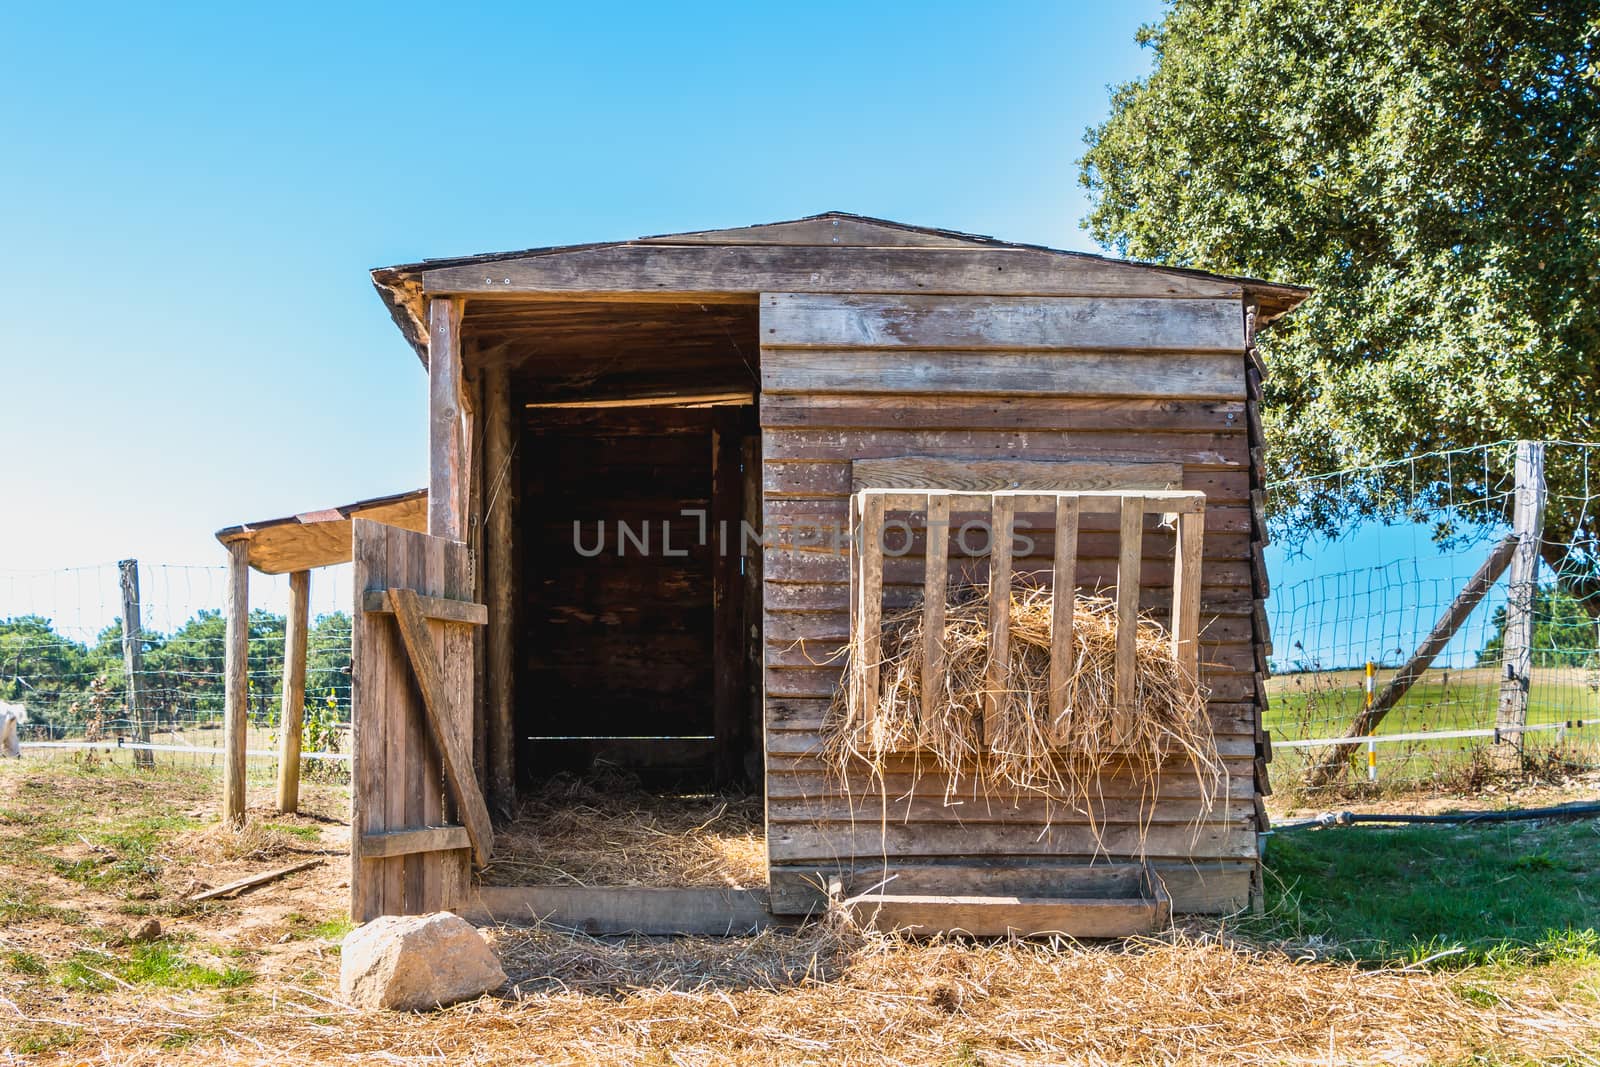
0 2 1520 673
0 1 1166 571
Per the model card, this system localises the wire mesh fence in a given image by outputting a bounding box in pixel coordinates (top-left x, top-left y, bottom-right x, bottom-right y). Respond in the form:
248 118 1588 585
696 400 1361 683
0 562 354 772
1265 440 1600 792
4 440 1598 794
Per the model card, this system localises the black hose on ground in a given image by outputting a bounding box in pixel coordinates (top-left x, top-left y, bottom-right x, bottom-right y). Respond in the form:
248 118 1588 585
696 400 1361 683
1270 802 1600 833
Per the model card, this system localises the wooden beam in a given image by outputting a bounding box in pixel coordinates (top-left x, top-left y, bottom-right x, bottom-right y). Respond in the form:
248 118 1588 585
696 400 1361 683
422 244 1245 300
388 588 494 867
465 885 775 935
222 541 250 826
1049 496 1080 723
361 590 488 626
1172 511 1204 683
428 297 466 541
1308 533 1520 785
922 493 949 720
357 825 472 860
189 859 322 902
1495 441 1548 763
483 363 517 820
851 458 1183 495
985 495 1015 740
1114 497 1144 743
275 570 310 814
763 293 1244 353
711 419 745 785
857 492 885 744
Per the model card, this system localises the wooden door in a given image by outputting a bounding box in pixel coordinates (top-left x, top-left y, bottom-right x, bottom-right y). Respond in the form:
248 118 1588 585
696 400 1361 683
350 518 492 921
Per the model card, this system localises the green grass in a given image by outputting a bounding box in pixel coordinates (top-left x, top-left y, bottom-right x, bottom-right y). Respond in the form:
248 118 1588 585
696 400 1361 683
3 949 47 975
1254 817 1600 967
264 821 320 841
6 1025 82 1055
53 944 254 992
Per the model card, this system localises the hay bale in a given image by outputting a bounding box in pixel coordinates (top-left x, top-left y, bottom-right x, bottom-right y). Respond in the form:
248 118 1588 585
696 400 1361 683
823 586 1223 840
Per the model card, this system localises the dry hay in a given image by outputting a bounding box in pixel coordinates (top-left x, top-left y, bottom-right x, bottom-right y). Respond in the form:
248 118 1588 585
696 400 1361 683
825 586 1223 839
9 925 1597 1066
481 768 766 888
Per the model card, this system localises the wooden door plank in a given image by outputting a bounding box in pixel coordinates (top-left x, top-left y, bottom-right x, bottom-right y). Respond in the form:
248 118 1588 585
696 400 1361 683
389 588 494 867
1049 496 1080 722
922 493 949 721
358 826 472 860
1114 497 1144 743
1172 509 1205 682
361 590 488 625
985 495 1014 740
857 492 885 744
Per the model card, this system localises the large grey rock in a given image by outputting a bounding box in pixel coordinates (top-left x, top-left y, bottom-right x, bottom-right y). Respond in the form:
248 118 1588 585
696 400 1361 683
340 912 506 1011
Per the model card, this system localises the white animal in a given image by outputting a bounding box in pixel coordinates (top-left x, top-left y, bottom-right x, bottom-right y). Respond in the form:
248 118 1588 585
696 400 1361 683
0 701 25 758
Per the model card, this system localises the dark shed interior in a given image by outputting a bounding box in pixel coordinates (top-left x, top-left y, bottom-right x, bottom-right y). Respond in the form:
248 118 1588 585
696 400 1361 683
478 296 763 790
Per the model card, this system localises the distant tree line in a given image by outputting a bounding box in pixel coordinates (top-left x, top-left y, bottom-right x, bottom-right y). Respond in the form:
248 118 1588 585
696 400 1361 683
1478 588 1600 670
0 610 353 736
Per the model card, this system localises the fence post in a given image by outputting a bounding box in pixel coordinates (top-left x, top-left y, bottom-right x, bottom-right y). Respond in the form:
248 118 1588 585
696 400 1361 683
1494 441 1547 768
222 541 251 825
275 569 310 814
118 559 152 768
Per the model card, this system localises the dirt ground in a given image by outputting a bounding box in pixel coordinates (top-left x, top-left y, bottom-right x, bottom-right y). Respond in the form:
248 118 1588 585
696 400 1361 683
2 755 1598 1066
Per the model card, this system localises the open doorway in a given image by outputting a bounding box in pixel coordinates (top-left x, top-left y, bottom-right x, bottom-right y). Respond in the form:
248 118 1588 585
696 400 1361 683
475 296 765 894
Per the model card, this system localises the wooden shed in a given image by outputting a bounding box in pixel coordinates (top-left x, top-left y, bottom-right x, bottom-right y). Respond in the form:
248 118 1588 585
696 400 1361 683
221 213 1307 932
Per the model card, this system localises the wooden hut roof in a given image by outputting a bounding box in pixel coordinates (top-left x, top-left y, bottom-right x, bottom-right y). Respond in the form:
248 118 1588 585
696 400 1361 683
370 212 1311 364
214 489 426 574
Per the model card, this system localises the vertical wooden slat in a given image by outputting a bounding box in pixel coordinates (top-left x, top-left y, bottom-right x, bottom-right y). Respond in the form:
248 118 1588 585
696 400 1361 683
985 494 1015 741
396 531 424 913
428 297 465 541
441 543 475 908
1048 495 1080 723
922 493 950 722
482 363 517 820
350 520 385 920
1114 496 1144 743
1172 509 1204 683
275 569 310 814
221 542 250 826
858 492 884 741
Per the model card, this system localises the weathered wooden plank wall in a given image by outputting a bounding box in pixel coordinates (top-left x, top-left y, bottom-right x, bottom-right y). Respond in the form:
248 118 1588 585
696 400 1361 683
759 292 1256 914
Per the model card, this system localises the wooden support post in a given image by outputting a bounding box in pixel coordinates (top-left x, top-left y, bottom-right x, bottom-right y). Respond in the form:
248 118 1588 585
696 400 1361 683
857 493 884 741
222 541 250 826
1113 497 1144 743
275 570 310 813
482 363 517 820
1172 510 1204 683
711 417 745 785
985 495 1015 740
117 559 151 768
428 297 466 542
922 493 950 721
1495 441 1546 766
740 435 764 784
1308 533 1520 785
1049 496 1080 723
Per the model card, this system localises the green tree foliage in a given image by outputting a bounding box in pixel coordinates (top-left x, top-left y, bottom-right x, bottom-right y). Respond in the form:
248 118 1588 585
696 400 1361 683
1478 586 1600 667
1080 0 1600 604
